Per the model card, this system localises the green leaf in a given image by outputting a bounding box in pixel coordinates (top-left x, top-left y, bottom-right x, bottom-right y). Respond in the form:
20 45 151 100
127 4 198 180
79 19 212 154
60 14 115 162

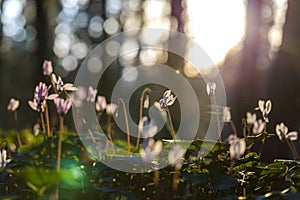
209 171 237 190
246 132 274 148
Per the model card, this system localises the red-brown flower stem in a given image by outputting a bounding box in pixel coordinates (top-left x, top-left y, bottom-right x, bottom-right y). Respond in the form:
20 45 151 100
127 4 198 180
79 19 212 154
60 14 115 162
212 96 221 142
57 115 64 171
172 169 179 192
40 111 46 136
154 167 159 188
230 121 238 136
242 119 247 138
97 112 102 121
166 107 176 143
44 103 51 138
136 88 151 149
54 115 64 200
13 110 22 147
286 139 299 159
118 98 131 155
106 115 115 154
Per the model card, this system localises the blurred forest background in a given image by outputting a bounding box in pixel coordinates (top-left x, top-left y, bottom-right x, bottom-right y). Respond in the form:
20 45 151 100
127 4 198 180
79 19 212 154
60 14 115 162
1 0 300 161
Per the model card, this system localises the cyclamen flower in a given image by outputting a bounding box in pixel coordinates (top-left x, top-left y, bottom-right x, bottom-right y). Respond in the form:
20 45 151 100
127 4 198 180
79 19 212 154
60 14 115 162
206 82 216 97
159 90 176 110
42 60 53 76
258 100 272 123
168 145 186 170
139 116 158 139
227 134 238 145
276 122 298 141
51 74 76 93
253 119 265 134
87 86 98 102
71 86 87 107
106 103 118 115
229 138 246 160
28 82 58 112
7 98 20 112
140 138 162 163
0 149 11 168
95 96 107 112
222 106 231 122
246 112 256 124
54 98 72 116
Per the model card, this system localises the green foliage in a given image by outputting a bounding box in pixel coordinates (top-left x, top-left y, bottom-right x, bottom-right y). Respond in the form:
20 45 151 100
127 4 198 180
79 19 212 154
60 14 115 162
1 131 300 199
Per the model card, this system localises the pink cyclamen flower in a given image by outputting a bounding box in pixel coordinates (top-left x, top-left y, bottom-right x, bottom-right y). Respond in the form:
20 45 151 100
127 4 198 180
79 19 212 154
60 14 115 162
42 60 53 76
246 112 256 125
206 82 216 97
253 119 265 134
168 145 186 170
276 122 298 141
140 138 162 164
28 82 58 112
106 103 118 115
51 74 76 93
7 98 20 112
159 90 177 110
229 138 246 160
258 100 272 123
87 86 98 102
95 96 107 112
54 98 72 116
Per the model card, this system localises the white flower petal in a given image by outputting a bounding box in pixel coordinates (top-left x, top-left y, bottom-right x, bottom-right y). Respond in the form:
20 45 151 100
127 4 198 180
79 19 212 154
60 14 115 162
163 90 171 99
265 100 272 114
166 95 177 106
286 131 298 141
258 100 265 113
246 112 256 124
28 101 37 111
48 94 59 100
168 145 185 168
63 83 77 91
229 139 246 160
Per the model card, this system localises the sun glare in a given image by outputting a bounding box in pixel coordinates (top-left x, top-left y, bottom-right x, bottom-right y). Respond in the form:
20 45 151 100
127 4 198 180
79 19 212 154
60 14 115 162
184 0 246 74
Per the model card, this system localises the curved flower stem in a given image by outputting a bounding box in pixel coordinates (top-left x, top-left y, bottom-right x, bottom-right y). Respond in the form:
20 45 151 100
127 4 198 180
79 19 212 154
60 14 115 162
258 138 266 159
242 119 247 138
81 118 96 144
263 121 267 132
118 98 131 155
230 121 238 136
57 115 64 171
106 115 115 154
286 139 299 159
39 112 46 138
229 159 236 174
154 164 159 189
55 115 64 200
212 96 221 142
44 103 51 138
172 169 179 192
136 88 151 149
13 111 22 147
166 107 176 142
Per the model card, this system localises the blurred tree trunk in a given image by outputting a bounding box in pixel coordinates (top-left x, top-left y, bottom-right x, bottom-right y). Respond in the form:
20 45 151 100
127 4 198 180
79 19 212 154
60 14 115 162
269 0 300 128
229 0 262 130
35 0 57 64
268 0 300 143
0 0 4 41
